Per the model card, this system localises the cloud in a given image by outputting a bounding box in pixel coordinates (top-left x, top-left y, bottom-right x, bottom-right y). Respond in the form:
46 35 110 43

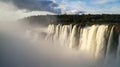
58 0 86 14
0 0 85 14
93 0 119 4
18 11 56 19
0 2 20 21
0 0 61 13
0 0 120 15
58 0 120 14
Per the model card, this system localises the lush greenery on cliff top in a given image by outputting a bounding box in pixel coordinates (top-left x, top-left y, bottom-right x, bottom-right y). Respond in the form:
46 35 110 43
23 14 120 25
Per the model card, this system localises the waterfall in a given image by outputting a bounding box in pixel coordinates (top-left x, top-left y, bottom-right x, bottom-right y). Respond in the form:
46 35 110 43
106 26 115 59
95 25 108 59
117 35 120 62
86 25 98 57
69 25 79 48
46 24 119 59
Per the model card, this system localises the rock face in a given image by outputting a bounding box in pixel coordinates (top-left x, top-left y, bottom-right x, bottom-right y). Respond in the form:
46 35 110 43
115 25 120 34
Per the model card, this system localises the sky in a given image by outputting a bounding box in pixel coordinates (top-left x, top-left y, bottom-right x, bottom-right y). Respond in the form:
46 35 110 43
0 0 120 16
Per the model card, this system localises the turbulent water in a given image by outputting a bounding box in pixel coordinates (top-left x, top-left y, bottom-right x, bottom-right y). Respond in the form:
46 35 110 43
1 23 120 67
46 24 120 60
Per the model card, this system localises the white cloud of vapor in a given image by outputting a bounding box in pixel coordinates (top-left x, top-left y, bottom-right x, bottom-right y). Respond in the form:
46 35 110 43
0 1 58 20
1 0 120 15
0 0 61 13
93 0 118 4
0 2 18 21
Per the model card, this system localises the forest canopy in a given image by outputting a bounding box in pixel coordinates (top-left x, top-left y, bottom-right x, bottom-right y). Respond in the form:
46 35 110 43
23 14 120 25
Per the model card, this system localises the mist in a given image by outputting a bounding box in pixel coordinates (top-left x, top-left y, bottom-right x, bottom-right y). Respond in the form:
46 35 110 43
0 2 92 67
0 1 120 67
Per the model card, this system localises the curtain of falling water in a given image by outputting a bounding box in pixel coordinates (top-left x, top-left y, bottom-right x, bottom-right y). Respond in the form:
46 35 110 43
46 24 120 60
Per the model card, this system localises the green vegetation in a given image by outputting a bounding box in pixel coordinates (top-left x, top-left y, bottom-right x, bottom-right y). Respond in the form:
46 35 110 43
23 14 120 25
21 14 120 33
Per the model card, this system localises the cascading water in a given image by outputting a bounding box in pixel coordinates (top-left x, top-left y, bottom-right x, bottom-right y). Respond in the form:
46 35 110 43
1 22 120 67
46 24 120 60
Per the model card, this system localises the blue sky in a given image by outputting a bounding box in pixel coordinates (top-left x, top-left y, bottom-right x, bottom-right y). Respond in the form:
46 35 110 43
1 0 120 14
55 0 120 14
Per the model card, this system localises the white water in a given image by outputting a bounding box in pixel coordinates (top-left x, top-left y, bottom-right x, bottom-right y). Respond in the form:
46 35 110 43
1 22 120 67
2 1 120 67
46 24 120 61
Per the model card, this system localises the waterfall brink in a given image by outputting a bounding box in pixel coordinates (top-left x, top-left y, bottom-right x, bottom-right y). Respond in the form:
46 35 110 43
46 24 119 59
